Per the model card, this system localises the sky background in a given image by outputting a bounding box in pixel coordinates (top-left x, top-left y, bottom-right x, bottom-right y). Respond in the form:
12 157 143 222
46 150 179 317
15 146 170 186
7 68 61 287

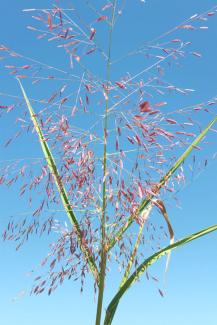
1 1 217 325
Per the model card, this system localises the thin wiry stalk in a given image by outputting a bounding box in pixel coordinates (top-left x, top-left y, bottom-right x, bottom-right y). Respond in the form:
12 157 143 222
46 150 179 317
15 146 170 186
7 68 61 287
104 223 217 324
17 78 99 283
95 2 117 325
119 204 153 288
119 200 173 290
106 114 217 253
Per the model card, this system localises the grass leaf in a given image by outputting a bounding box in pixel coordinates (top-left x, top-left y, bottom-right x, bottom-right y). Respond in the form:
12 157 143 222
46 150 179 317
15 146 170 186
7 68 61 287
154 200 174 272
104 223 217 324
107 114 217 252
17 78 99 283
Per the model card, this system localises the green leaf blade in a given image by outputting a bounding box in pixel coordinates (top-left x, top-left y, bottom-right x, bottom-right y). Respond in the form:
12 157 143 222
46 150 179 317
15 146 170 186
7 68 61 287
104 223 217 324
17 79 99 283
107 114 217 252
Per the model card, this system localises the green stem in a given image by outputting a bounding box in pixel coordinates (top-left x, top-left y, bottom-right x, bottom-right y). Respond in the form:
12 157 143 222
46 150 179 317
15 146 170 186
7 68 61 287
120 224 144 287
95 2 117 325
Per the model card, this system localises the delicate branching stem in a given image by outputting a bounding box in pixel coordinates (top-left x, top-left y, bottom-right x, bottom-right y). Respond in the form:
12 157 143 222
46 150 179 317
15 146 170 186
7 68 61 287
120 204 153 288
106 114 217 253
120 224 144 286
95 2 117 325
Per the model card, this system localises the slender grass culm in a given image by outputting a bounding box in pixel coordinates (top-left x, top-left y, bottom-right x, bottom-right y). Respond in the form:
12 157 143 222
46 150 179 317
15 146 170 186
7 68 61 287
1 2 217 324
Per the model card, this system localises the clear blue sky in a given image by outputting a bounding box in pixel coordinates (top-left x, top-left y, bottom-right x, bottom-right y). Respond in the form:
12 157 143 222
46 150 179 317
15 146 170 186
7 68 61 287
1 1 217 325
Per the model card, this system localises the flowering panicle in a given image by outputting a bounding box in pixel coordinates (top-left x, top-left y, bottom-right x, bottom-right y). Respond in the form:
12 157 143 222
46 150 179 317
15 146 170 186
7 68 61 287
1 1 217 299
